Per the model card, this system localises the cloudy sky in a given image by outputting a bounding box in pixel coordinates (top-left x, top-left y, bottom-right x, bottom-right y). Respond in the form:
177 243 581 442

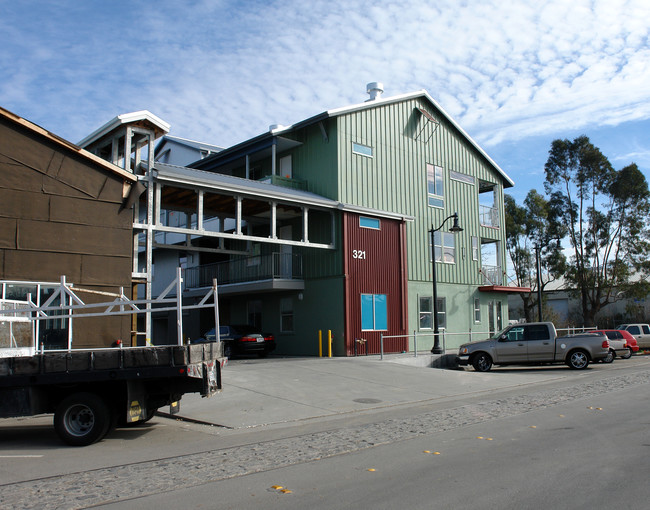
1 0 649 202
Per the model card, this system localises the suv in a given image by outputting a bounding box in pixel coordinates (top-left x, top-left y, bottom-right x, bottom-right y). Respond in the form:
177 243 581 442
616 324 650 349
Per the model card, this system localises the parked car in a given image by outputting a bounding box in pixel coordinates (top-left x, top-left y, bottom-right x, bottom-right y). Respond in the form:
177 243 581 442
593 330 631 362
456 322 609 371
616 324 650 350
202 325 276 358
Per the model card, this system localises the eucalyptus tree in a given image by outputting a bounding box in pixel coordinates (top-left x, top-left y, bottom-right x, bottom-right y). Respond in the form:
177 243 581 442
505 191 566 322
544 136 650 325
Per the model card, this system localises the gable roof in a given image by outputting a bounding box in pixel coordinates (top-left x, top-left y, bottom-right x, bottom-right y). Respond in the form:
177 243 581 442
77 110 170 149
0 106 136 183
193 90 514 188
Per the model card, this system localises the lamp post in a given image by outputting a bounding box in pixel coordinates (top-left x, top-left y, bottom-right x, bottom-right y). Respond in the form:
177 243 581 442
430 212 463 354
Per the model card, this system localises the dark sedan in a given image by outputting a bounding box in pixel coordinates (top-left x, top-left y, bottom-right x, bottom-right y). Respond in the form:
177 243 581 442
202 325 276 358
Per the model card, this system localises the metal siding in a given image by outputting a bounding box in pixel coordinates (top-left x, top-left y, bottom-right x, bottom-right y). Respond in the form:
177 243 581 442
344 212 407 355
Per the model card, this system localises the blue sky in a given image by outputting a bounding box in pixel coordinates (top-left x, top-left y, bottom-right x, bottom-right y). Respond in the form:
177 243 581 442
1 0 649 204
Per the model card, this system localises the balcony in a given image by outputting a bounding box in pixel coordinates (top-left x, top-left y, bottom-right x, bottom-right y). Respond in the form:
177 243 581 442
259 175 307 191
480 265 504 286
479 205 499 228
184 253 304 293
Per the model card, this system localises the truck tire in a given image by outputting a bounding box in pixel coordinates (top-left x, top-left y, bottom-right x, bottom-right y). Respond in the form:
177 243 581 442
567 349 589 370
471 352 493 372
54 393 111 446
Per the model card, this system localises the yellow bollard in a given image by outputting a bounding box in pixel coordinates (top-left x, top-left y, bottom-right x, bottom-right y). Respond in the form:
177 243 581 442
328 330 332 358
318 330 323 357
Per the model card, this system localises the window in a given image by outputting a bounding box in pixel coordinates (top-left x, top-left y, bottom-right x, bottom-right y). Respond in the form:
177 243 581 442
280 298 293 332
426 163 444 208
248 300 262 329
437 297 446 329
359 216 380 229
352 142 373 157
474 298 481 323
450 170 475 185
419 296 432 329
361 294 387 330
472 237 479 261
431 231 456 263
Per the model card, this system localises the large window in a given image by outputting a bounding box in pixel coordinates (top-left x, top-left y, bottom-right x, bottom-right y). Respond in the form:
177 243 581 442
419 296 432 329
427 163 444 208
431 231 456 263
361 294 387 331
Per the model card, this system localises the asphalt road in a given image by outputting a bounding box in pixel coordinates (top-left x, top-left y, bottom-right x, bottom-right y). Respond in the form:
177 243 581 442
1 356 649 509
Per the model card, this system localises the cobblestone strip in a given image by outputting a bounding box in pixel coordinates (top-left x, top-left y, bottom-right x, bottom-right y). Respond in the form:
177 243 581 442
2 371 649 509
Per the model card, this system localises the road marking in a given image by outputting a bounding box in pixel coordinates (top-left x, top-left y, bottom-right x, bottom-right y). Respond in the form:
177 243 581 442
0 455 44 458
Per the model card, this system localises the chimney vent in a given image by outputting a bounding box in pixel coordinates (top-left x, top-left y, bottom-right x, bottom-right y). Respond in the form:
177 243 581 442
366 82 384 101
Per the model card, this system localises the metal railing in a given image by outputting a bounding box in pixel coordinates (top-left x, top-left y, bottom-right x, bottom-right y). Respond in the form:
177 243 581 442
480 265 503 285
479 205 499 228
184 252 303 288
378 326 597 360
0 268 220 354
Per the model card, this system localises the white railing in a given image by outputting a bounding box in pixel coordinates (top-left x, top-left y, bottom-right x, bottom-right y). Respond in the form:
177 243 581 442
378 326 597 360
0 268 220 353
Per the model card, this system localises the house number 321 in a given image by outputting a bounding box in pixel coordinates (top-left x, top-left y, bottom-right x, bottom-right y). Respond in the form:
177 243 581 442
353 250 367 260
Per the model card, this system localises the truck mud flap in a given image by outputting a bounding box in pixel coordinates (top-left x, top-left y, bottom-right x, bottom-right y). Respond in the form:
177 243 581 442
126 380 148 423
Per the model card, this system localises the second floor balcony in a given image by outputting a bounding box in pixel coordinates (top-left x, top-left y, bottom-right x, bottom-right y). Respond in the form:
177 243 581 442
480 264 504 286
479 205 499 228
184 252 304 294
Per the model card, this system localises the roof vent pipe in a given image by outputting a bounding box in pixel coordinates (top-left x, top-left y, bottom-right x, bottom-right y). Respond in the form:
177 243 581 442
366 82 384 101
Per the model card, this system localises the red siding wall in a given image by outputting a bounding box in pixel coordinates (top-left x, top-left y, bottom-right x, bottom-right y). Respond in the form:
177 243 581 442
343 212 407 355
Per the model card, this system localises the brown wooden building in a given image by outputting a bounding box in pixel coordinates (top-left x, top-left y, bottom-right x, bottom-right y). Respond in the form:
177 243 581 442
0 107 137 348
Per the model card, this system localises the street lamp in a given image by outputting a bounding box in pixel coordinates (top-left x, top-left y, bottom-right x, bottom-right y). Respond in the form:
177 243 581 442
430 212 463 354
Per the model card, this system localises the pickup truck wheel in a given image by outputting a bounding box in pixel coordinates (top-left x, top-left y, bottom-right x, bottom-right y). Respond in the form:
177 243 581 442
603 350 614 363
567 349 589 370
54 393 111 446
471 353 493 372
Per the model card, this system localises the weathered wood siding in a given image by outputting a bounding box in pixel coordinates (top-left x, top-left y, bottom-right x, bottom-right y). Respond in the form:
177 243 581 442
0 115 134 348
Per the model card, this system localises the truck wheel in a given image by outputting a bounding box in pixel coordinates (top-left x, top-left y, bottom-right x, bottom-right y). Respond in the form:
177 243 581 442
54 393 111 446
471 353 493 372
603 350 614 363
567 349 589 370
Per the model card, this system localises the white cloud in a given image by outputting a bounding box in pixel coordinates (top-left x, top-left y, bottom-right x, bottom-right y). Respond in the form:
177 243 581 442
1 0 649 162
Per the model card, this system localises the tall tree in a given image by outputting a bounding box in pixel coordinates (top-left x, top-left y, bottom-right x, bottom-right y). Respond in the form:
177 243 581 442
544 136 650 325
505 191 566 322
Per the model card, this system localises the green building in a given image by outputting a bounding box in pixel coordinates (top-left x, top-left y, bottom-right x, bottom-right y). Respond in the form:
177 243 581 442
178 84 518 355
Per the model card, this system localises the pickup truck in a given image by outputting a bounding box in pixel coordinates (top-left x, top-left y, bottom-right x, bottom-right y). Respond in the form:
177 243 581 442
456 322 610 372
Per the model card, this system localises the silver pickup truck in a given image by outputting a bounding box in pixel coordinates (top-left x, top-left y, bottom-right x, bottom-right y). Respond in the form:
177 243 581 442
456 322 610 371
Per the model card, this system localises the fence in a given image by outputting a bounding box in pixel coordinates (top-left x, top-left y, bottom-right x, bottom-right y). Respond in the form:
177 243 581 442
377 326 596 360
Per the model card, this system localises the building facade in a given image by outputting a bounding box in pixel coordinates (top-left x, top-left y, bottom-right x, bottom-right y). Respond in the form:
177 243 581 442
181 86 516 355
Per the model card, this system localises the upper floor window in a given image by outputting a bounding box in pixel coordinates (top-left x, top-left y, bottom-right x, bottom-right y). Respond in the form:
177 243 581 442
431 231 456 263
352 142 373 158
450 170 475 185
427 163 444 208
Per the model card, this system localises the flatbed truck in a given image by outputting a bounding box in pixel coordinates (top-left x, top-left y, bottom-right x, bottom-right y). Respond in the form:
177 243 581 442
0 272 225 446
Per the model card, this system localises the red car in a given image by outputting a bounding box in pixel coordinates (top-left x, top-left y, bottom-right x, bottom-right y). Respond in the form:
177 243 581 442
594 329 638 358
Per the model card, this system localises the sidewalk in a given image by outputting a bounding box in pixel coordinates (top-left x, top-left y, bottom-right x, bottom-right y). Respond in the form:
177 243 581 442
169 353 575 429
